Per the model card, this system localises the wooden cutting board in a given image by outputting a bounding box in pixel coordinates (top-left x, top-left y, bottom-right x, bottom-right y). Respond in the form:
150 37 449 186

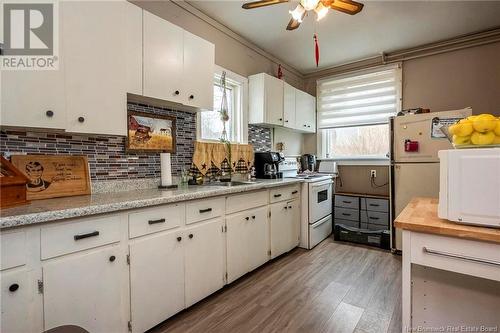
11 155 91 200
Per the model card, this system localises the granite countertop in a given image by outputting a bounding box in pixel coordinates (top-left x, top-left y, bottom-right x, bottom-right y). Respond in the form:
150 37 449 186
0 178 303 229
395 197 500 244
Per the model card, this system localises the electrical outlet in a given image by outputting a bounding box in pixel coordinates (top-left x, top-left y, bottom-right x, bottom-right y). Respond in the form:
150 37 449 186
370 170 377 178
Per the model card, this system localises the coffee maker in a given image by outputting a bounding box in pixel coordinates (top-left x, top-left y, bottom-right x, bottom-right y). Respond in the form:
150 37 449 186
300 154 317 172
254 152 285 179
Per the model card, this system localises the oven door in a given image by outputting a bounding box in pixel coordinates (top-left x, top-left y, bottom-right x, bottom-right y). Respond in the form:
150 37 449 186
308 179 333 223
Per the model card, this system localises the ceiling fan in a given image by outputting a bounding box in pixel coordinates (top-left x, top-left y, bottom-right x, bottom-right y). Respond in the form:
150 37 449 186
242 0 364 30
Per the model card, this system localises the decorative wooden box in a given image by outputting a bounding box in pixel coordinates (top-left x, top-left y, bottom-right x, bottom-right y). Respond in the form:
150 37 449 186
0 156 30 209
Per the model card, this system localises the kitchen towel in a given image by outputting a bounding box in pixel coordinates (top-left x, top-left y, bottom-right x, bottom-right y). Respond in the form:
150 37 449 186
160 153 172 187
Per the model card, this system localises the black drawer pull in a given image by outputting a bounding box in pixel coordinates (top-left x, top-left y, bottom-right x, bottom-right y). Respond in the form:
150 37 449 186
369 217 380 220
74 231 99 241
252 216 256 219
9 284 19 292
369 204 380 207
109 255 116 262
174 90 180 95
177 236 182 242
292 190 298 194
288 206 292 209
342 213 351 216
342 201 352 204
46 110 54 117
188 234 194 239
148 218 166 225
199 208 212 213
189 94 195 100
245 217 250 220
274 194 282 198
284 206 288 210
78 116 85 123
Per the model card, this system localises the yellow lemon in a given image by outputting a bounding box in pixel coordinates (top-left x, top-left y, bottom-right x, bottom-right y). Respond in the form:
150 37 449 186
452 135 471 145
471 131 495 145
472 114 497 133
494 119 500 136
454 120 473 137
494 135 500 144
467 115 478 122
448 124 459 136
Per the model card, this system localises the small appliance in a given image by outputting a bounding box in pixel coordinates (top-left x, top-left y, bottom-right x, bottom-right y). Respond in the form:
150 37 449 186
254 152 284 179
300 154 317 172
438 148 500 228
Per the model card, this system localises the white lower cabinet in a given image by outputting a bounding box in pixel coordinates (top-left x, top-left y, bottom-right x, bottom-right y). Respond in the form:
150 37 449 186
226 206 269 283
129 229 184 333
184 219 224 307
1 268 42 333
270 199 300 259
42 244 129 333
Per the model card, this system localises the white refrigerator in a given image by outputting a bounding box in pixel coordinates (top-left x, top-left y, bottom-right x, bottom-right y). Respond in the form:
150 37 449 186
389 108 472 251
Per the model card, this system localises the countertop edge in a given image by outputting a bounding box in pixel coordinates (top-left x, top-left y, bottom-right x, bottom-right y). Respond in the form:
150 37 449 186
0 180 304 229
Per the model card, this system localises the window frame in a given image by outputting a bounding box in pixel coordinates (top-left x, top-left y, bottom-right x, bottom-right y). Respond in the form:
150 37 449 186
197 65 248 144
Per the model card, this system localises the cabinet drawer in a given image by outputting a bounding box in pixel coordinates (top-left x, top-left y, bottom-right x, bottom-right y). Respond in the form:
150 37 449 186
129 204 184 239
334 207 359 222
226 190 268 215
360 222 388 231
410 232 500 282
0 231 27 271
41 215 121 260
361 198 389 212
334 195 359 210
186 197 225 225
269 185 300 203
360 210 389 227
334 219 359 229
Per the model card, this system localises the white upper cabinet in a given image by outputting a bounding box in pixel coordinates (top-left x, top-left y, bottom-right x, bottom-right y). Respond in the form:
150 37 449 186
249 73 284 126
143 11 184 104
283 82 297 129
295 90 316 133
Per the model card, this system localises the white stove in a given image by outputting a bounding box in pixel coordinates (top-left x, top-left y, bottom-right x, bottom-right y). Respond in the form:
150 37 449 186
281 158 334 249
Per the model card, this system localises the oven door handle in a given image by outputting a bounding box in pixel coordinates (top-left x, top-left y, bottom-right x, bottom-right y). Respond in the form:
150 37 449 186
311 180 333 188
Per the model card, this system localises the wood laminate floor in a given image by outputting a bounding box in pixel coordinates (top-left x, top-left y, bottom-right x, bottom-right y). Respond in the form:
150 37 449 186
150 238 402 333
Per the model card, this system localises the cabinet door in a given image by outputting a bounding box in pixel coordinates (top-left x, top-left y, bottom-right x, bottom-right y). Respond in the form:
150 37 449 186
245 206 270 272
288 199 301 249
296 90 316 133
143 10 184 103
270 202 290 259
63 1 139 135
265 74 284 126
43 244 128 333
1 59 66 130
185 219 224 307
182 31 215 109
226 211 249 283
283 82 296 129
129 229 184 333
1 268 42 333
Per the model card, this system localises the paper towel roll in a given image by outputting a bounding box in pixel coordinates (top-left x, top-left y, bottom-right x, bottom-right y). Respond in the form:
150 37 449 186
160 153 172 187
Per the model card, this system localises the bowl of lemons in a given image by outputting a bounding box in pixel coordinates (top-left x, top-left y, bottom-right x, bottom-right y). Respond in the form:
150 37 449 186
443 114 500 148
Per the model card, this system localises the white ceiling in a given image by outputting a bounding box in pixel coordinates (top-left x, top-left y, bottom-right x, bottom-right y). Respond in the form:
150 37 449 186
188 1 500 73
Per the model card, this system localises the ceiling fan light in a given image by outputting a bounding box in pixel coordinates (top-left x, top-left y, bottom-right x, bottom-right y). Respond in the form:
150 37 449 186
289 4 306 22
301 0 320 11
314 2 328 21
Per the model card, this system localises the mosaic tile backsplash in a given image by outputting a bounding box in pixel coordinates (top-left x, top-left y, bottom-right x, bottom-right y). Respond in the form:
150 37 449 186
0 102 272 181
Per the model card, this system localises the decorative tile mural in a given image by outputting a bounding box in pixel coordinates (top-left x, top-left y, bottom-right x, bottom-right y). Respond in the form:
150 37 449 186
0 103 272 181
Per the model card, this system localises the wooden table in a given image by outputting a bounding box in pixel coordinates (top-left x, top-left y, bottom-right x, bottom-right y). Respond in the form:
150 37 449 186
395 197 500 333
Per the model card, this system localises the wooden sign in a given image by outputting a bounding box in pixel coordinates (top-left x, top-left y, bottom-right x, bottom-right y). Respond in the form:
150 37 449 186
0 156 30 209
11 155 91 200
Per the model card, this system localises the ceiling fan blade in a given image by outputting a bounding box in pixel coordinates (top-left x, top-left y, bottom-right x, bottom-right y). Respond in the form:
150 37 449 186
286 18 301 31
327 0 364 15
242 0 289 10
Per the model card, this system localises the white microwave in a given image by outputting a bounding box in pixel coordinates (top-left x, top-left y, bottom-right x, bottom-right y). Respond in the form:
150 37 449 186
438 148 500 228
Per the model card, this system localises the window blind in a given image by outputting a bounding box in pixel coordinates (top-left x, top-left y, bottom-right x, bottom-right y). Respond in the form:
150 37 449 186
317 65 402 129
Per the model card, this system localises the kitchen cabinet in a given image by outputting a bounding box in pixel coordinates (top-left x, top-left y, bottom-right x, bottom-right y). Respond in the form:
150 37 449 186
1 268 42 333
42 244 128 333
184 219 224 307
295 90 316 133
283 82 297 129
270 199 300 259
129 229 184 333
143 11 214 110
226 206 269 283
63 0 141 136
249 73 284 126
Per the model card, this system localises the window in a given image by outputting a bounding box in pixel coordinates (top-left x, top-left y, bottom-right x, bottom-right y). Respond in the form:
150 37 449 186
317 64 402 159
198 67 247 143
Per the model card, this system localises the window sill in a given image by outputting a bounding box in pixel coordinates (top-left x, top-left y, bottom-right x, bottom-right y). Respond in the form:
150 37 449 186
318 157 390 166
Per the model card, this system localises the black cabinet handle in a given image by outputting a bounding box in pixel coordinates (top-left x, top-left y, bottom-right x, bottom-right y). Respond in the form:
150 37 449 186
284 206 288 210
369 204 380 207
199 208 212 213
303 124 307 127
78 116 85 123
285 120 289 123
279 118 283 121
188 234 194 239
148 218 166 225
342 213 350 216
252 215 256 219
369 217 380 220
288 206 292 209
74 231 99 241
189 94 194 100
46 110 54 117
177 236 182 242
274 194 282 198
9 284 19 292
245 217 250 220
292 190 298 194
174 90 180 95
109 255 116 262
342 201 352 204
